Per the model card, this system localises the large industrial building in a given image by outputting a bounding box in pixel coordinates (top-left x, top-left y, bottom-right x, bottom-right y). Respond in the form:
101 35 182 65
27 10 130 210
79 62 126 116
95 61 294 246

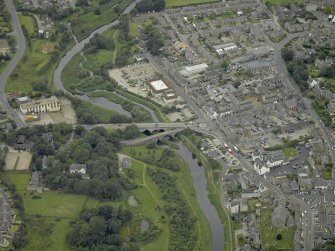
148 80 179 104
20 96 61 114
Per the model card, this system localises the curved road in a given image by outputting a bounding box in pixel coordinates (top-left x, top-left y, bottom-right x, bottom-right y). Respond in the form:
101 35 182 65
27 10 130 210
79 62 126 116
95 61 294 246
53 0 141 93
0 0 26 128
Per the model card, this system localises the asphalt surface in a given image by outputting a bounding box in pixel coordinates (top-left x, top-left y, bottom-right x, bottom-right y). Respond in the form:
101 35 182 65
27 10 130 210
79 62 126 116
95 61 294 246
0 0 26 128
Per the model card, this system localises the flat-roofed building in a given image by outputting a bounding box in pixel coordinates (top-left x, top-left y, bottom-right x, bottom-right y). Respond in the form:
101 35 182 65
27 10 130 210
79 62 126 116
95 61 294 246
147 80 179 104
149 80 169 94
180 63 209 76
20 96 60 114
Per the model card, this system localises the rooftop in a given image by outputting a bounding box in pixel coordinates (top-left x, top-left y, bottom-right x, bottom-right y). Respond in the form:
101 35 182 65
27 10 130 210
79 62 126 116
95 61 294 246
20 96 59 110
150 80 169 91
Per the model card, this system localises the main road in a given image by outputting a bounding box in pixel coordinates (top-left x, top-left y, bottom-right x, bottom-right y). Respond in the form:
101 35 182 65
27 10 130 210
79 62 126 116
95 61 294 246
0 0 26 128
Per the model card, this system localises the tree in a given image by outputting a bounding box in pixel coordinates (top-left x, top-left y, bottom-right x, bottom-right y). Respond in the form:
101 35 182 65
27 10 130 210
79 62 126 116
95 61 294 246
281 47 294 61
324 6 333 15
123 125 141 139
276 233 282 240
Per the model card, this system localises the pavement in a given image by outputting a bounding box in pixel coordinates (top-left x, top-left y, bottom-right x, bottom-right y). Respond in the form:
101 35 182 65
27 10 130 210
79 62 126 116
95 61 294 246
0 0 26 129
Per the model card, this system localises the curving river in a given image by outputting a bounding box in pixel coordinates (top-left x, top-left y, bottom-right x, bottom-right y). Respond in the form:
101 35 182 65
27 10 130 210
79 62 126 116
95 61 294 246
175 143 225 251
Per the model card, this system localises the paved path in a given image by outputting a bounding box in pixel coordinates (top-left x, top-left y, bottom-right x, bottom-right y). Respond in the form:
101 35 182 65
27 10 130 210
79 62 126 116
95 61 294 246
0 0 26 128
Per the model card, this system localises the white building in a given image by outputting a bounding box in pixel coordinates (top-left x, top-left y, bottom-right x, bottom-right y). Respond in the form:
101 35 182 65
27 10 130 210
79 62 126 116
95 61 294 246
20 96 60 114
70 164 87 175
180 63 209 76
251 149 286 175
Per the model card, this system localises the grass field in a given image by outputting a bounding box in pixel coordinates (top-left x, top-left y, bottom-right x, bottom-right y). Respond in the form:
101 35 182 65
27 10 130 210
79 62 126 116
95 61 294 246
61 54 88 90
260 209 295 250
3 171 92 251
18 13 36 35
165 0 219 8
322 169 332 180
129 22 143 37
0 61 8 76
282 147 298 158
121 146 212 251
6 39 53 93
71 0 133 41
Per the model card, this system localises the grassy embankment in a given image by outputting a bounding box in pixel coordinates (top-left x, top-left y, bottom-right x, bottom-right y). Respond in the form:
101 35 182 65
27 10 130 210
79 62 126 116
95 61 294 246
165 0 219 8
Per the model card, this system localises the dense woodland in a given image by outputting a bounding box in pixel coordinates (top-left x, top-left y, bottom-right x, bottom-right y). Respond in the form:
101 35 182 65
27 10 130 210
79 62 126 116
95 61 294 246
67 205 139 250
148 168 196 250
134 0 165 13
0 124 142 200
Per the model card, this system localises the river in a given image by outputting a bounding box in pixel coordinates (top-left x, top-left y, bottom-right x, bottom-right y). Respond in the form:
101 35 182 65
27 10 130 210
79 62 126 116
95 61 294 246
175 143 225 251
78 95 132 118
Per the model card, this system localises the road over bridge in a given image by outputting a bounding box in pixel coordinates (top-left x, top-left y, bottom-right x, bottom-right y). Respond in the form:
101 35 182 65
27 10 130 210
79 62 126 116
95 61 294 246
121 128 185 146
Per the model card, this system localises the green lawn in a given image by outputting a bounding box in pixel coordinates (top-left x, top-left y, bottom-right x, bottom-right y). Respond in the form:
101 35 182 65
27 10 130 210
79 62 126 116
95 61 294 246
83 49 114 71
18 14 36 35
129 21 143 37
260 209 295 250
282 147 298 158
247 198 261 210
165 0 219 8
322 169 332 180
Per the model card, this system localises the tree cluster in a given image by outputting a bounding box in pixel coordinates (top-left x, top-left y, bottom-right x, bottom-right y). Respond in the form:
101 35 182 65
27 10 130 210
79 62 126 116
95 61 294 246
143 24 164 55
67 205 139 250
321 64 335 79
84 33 115 54
286 60 309 90
148 168 197 250
42 126 137 200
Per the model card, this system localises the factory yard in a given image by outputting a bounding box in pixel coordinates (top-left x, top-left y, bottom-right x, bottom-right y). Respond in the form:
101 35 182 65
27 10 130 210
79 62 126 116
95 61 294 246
109 62 180 106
